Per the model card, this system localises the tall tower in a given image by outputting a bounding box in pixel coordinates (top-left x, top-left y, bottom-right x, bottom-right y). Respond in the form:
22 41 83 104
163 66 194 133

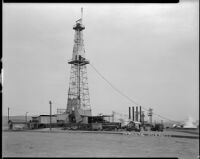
148 108 153 125
66 8 92 123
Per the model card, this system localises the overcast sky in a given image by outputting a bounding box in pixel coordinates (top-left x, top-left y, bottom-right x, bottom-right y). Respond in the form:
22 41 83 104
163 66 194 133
3 1 199 122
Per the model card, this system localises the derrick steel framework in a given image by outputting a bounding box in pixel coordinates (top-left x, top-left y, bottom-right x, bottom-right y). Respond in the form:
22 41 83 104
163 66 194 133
57 109 66 115
66 10 92 122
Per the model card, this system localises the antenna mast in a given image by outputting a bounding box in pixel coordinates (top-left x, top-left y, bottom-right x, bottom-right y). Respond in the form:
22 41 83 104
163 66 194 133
81 8 83 23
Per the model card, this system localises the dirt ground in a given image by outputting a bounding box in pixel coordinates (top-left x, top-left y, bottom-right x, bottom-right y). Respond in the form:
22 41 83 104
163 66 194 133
2 131 199 158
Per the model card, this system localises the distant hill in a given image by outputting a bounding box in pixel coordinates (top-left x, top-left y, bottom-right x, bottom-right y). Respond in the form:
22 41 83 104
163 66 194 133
2 116 32 126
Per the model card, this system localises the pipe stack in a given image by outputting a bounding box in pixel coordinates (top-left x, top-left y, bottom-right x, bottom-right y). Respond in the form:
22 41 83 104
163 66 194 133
129 107 131 120
129 106 143 122
136 106 138 121
139 106 142 122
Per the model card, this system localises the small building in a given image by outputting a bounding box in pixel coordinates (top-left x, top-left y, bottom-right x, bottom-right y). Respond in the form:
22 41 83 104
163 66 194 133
38 115 57 124
30 115 57 129
30 116 39 129
126 121 141 131
32 116 39 122
142 123 152 131
8 120 28 130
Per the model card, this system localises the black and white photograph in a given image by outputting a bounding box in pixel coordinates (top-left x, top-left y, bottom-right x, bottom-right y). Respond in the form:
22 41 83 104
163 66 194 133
2 1 199 158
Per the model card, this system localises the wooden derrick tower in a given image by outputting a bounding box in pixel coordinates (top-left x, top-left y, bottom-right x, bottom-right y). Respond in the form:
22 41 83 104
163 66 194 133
66 8 92 123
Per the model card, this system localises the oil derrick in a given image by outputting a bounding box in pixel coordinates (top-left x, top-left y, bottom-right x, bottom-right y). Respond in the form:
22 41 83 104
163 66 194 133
66 8 92 123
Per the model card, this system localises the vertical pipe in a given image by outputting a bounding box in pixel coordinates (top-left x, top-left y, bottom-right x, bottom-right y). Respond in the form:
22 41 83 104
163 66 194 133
49 101 52 131
78 62 81 101
132 106 134 121
81 8 83 22
25 112 27 123
129 107 131 120
139 106 142 123
78 59 81 111
136 106 138 121
150 109 152 125
8 107 10 123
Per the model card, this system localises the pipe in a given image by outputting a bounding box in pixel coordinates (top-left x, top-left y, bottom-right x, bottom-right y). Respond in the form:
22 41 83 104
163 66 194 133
129 107 131 120
136 106 138 121
140 106 142 122
132 106 134 121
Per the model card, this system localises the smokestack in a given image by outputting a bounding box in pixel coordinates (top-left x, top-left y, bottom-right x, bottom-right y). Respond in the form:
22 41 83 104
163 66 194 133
136 106 138 121
139 106 142 122
132 106 134 121
141 111 145 124
129 107 131 120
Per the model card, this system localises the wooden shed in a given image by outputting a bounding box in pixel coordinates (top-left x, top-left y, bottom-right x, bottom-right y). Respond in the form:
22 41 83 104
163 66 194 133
37 115 57 124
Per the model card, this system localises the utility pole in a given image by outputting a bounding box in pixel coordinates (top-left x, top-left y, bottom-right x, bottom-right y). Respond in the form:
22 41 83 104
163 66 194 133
136 106 138 121
49 101 52 131
8 107 10 123
81 7 83 21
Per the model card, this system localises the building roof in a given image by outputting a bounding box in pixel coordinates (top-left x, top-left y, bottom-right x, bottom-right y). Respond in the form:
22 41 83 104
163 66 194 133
39 115 57 117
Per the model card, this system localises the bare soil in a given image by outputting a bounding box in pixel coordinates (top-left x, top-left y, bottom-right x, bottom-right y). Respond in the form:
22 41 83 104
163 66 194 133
2 130 199 158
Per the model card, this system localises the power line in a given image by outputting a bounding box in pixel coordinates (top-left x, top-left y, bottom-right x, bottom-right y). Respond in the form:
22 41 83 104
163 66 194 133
89 63 139 105
89 63 182 124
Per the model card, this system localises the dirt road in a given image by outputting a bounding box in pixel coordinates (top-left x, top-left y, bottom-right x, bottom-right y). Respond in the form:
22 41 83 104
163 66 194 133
3 131 199 158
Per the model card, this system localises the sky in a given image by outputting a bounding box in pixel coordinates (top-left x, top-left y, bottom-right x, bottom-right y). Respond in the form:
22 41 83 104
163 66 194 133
3 1 199 122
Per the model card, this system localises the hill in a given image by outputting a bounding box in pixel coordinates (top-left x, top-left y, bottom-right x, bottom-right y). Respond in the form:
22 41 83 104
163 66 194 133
2 116 32 126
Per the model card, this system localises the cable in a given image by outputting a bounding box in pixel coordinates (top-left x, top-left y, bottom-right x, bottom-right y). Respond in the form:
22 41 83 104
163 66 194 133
89 63 183 125
89 63 139 105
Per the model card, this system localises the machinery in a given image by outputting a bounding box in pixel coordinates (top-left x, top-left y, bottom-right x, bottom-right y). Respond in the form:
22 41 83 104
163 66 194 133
125 121 141 132
151 123 164 131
